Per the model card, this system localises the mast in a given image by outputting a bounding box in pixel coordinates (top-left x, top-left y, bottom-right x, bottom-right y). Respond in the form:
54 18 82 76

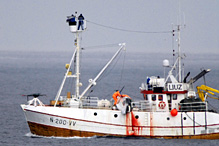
164 25 183 84
54 14 125 105
54 13 86 106
68 13 86 99
177 25 182 82
165 2 186 84
75 32 80 98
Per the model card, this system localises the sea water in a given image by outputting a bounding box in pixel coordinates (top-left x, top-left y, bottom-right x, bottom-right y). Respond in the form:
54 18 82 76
0 50 219 146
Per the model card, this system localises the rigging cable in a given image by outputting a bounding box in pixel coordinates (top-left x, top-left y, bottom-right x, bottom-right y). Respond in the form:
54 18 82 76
87 20 171 34
83 45 124 96
86 48 125 97
185 112 216 130
118 48 126 90
83 43 120 50
97 48 124 83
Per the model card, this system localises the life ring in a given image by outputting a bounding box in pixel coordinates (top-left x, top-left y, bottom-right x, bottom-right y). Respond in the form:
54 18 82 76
158 101 166 109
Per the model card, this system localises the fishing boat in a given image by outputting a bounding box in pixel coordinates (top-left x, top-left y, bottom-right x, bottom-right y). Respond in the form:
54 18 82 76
21 14 219 139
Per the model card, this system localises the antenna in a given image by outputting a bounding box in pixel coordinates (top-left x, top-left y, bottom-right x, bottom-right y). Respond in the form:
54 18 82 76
183 12 186 28
177 24 182 82
172 23 175 66
176 0 186 82
177 0 181 25
166 1 187 83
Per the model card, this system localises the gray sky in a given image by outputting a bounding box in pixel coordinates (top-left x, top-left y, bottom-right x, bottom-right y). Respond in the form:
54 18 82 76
0 0 218 54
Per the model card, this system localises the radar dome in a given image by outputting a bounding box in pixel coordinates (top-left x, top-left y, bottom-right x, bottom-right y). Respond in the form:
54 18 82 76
163 59 169 67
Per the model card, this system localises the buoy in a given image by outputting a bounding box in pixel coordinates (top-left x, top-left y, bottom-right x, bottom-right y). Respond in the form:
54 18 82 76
65 64 70 69
171 108 178 117
68 71 72 75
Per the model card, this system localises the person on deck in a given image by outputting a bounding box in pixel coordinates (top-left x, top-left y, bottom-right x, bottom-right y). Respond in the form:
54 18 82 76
66 14 76 26
77 14 84 30
112 90 121 106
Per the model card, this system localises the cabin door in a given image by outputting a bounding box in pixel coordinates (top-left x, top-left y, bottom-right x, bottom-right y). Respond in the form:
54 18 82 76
167 94 172 110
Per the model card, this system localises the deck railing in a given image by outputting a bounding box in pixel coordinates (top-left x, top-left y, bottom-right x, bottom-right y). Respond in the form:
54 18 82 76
80 97 111 109
178 102 207 112
57 96 215 113
132 101 151 111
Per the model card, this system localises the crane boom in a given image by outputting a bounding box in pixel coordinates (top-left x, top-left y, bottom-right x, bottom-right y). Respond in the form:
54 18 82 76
79 43 126 99
197 85 219 101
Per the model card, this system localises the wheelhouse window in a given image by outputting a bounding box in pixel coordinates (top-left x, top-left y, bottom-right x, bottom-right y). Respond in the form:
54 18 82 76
143 94 148 100
152 95 156 101
173 94 177 100
158 95 163 101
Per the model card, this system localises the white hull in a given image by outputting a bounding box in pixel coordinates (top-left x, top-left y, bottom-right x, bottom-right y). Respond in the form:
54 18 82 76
21 105 219 139
20 15 219 139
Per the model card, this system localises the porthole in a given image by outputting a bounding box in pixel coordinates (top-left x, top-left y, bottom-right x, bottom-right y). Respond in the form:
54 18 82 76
167 117 170 120
114 114 118 118
94 112 97 116
135 115 139 119
183 117 186 120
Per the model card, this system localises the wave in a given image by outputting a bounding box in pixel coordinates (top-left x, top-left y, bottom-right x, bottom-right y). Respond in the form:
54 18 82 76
24 132 97 139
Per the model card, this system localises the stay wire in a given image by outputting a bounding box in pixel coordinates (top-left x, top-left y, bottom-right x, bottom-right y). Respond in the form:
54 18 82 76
101 51 126 97
83 43 120 50
185 112 216 130
87 20 172 34
83 49 122 96
86 49 124 96
117 49 126 90
96 49 123 83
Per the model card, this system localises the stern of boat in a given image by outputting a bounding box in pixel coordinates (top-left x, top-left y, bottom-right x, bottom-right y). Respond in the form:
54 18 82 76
20 104 26 111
